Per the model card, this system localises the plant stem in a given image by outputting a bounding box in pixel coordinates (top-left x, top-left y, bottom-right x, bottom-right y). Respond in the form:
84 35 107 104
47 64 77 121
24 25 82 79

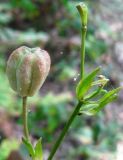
80 25 87 79
48 3 88 160
47 101 83 160
76 3 88 79
22 97 29 140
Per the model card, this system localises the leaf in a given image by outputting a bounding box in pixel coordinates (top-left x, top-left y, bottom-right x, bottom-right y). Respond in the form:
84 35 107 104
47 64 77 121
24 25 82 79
99 87 121 103
76 67 100 100
34 138 43 160
84 87 102 101
79 103 99 115
22 137 35 157
96 87 122 112
79 87 122 116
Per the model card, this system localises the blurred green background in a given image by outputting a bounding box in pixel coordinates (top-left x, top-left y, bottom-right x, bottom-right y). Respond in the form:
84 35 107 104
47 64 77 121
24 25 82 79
0 0 123 160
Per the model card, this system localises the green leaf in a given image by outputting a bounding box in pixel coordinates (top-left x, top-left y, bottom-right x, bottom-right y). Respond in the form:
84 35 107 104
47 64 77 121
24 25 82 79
84 87 102 101
22 137 35 157
79 87 122 116
96 87 122 112
76 67 100 100
99 87 121 103
79 103 99 115
34 138 43 160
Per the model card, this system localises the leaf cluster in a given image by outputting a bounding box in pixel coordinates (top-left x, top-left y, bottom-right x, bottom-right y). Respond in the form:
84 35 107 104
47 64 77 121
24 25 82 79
76 67 121 115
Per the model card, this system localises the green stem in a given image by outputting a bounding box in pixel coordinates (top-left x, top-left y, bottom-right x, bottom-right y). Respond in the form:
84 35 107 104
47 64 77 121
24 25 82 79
76 3 88 79
22 97 29 140
47 3 88 160
47 101 83 160
81 26 87 79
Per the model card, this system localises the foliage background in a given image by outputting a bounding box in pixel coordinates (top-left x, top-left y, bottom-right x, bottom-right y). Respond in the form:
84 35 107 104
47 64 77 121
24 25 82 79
0 0 123 160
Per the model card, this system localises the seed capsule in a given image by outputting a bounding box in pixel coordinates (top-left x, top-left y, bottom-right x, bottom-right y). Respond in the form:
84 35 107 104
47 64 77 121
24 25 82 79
6 46 51 97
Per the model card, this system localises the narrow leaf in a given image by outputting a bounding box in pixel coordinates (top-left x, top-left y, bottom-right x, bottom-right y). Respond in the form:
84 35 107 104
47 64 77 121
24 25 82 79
99 87 121 103
22 137 35 157
79 103 99 115
34 138 43 160
84 87 102 101
80 87 121 115
96 91 120 112
91 88 121 113
76 67 100 100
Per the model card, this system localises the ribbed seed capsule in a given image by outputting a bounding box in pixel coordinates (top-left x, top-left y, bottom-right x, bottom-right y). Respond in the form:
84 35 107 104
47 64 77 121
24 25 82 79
6 46 51 97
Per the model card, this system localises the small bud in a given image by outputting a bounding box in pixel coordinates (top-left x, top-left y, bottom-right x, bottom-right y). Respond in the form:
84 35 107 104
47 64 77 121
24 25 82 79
76 2 88 26
97 75 106 79
6 46 51 97
92 75 109 87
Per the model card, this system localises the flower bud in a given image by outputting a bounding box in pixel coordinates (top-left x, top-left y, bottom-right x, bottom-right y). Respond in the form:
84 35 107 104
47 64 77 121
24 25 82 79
76 2 88 26
6 46 51 97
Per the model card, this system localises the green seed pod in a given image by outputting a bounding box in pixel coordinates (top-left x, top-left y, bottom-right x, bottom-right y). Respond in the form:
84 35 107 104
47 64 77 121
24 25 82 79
6 46 51 97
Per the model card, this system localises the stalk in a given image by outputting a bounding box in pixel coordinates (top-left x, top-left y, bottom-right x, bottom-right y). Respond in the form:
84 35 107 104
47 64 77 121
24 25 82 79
81 26 87 79
76 2 88 79
47 3 88 160
22 97 29 140
47 102 83 160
